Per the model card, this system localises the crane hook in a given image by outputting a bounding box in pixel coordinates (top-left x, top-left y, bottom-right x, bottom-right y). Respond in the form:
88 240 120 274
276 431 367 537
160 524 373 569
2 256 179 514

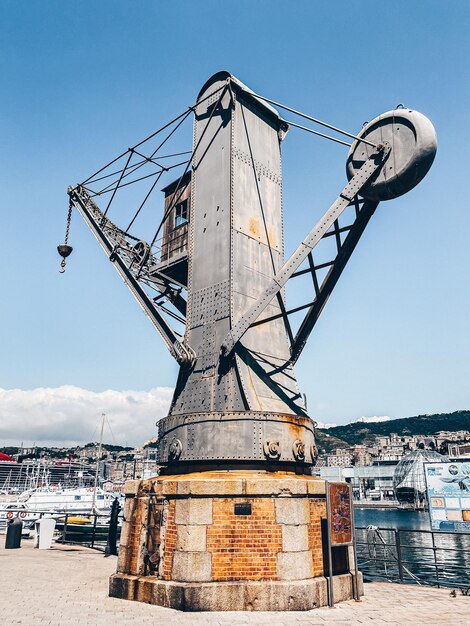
58 203 73 273
57 244 73 273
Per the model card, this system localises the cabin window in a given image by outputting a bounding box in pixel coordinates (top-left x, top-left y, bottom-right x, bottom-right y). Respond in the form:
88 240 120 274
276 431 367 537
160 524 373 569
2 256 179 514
175 199 188 228
97 495 104 500
74 495 81 500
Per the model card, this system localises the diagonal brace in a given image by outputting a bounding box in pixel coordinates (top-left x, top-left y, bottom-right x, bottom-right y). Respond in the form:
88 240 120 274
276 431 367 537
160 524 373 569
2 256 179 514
289 198 379 365
220 144 390 356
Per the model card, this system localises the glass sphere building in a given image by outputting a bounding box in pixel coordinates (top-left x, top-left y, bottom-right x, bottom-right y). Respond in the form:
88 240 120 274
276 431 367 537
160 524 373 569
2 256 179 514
393 449 447 507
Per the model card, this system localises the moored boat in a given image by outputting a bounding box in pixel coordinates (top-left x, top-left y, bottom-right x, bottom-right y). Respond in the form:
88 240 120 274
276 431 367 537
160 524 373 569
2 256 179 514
16 485 121 515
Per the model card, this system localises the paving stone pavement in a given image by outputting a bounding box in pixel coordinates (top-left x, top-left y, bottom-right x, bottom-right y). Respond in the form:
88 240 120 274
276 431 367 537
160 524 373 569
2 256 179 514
1 538 469 625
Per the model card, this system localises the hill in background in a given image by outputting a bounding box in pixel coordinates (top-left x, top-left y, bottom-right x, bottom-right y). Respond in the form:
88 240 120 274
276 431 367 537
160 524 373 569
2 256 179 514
316 410 470 451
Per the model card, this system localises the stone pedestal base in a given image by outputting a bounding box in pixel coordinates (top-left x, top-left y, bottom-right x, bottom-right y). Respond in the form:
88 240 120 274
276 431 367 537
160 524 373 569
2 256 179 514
110 572 362 611
111 471 362 611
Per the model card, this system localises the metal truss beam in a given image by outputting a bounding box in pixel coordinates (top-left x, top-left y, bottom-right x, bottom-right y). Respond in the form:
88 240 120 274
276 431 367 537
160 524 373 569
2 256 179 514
68 186 194 366
289 197 379 364
248 196 378 359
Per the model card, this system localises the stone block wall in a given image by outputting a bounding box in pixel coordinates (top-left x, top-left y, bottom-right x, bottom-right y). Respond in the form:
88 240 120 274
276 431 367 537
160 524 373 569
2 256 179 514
117 486 149 577
117 472 329 583
111 471 362 611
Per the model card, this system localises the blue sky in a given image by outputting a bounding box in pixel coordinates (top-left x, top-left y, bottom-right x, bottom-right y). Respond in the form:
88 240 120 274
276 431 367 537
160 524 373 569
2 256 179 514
1 1 469 444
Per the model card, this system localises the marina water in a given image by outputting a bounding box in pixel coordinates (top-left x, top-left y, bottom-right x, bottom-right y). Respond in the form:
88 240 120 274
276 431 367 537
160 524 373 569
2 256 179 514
355 507 431 530
354 508 470 588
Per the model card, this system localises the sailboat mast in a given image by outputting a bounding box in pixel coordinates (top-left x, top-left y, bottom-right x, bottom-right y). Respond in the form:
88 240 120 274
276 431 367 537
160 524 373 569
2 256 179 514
91 413 105 512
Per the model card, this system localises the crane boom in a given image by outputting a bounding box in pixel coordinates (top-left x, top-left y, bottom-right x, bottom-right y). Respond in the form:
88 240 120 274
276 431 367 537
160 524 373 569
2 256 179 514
67 185 195 366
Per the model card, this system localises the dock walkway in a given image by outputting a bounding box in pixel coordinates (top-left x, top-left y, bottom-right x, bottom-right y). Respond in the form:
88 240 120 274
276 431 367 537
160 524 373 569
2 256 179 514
1 539 468 625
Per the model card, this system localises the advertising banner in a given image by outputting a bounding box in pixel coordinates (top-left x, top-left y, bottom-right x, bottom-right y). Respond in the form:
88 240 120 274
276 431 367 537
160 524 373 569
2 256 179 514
424 461 470 532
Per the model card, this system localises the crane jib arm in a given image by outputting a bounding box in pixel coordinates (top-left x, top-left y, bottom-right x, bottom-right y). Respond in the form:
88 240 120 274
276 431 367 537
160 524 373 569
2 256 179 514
220 143 390 357
67 186 195 366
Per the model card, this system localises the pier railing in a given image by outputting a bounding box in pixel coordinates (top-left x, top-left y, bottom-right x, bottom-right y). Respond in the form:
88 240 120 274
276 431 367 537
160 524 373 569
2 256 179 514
355 525 470 590
4 509 469 587
57 511 123 551
1 509 122 553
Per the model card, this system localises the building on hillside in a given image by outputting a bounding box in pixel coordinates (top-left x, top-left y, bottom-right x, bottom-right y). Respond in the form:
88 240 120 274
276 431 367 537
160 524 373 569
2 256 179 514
326 451 353 467
351 445 372 466
448 442 470 457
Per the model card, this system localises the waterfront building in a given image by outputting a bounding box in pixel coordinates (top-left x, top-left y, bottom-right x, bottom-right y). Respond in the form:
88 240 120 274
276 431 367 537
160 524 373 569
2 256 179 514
393 449 447 508
318 462 398 501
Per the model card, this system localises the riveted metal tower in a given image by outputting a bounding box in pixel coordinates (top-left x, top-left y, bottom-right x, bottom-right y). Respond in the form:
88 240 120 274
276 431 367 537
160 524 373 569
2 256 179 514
63 71 437 612
158 72 314 471
65 71 436 475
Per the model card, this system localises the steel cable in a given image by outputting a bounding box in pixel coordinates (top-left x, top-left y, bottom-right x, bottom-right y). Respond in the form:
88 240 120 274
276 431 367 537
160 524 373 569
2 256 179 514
238 87 377 148
80 84 226 186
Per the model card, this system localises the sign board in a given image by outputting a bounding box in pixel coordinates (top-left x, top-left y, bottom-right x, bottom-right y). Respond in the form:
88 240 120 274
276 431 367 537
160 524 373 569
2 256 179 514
424 461 470 532
325 481 359 607
327 482 353 546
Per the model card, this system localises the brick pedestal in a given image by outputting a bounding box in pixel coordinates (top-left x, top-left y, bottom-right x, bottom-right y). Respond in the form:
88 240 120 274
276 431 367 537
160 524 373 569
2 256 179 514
110 471 362 611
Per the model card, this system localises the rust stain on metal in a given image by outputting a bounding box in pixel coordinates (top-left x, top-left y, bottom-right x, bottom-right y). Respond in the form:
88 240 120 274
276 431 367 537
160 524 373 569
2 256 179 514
286 420 304 438
267 225 277 248
249 217 260 238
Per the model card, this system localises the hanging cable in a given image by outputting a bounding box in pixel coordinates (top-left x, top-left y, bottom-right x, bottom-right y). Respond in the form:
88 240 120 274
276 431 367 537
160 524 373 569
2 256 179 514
83 156 156 186
92 159 189 197
76 83 229 248
80 108 190 186
156 150 192 159
81 83 226 186
125 170 165 232
239 87 377 148
113 108 193 190
84 150 193 188
131 148 166 170
89 110 193 196
70 81 230 279
103 151 133 216
283 120 352 147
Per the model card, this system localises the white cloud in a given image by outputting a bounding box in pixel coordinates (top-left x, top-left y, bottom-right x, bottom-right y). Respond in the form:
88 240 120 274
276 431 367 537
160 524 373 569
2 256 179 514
315 421 338 429
355 415 391 424
0 386 174 448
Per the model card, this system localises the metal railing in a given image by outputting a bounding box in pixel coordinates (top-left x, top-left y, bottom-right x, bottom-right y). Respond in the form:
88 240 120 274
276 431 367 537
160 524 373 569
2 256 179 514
5 508 469 589
1 509 122 553
355 525 470 590
58 512 122 551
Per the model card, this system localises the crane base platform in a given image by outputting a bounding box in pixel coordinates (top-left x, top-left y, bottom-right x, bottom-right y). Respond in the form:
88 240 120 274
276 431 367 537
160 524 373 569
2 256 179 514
109 572 361 611
110 471 362 611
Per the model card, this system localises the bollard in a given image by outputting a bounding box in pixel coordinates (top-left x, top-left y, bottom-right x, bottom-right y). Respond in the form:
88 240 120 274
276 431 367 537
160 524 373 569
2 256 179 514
34 518 56 549
5 517 22 549
105 497 121 557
